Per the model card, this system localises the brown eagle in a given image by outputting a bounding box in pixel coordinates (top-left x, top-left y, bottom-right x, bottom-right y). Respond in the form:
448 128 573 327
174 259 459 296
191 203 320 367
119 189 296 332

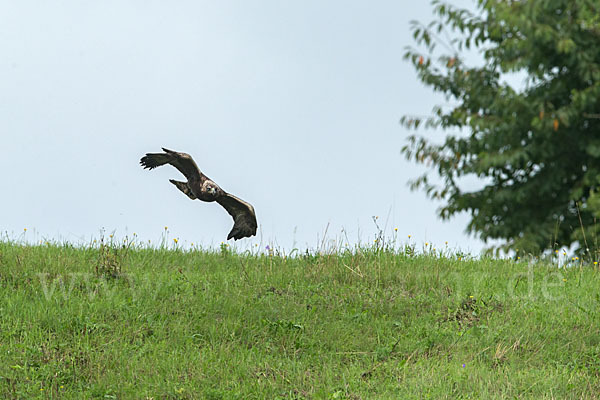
140 148 257 240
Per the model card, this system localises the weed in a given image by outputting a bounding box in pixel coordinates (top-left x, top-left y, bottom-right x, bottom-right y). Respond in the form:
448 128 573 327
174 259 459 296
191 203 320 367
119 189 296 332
94 235 130 279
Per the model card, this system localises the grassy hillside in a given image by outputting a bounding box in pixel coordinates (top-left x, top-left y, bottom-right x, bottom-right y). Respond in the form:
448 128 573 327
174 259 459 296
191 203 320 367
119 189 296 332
1 240 600 399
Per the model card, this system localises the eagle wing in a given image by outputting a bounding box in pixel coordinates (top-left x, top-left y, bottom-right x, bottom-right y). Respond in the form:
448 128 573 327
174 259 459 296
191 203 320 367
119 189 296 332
140 147 205 181
216 193 258 240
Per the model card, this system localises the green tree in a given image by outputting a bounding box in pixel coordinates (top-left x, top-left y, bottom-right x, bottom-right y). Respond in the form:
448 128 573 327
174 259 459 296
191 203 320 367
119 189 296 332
402 0 600 256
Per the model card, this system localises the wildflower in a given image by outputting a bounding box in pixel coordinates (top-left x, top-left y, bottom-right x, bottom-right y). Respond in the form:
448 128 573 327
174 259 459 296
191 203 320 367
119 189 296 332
445 241 448 245
191 242 194 246
595 261 598 266
517 256 520 260
173 238 178 244
575 257 579 261
555 250 559 253
23 228 27 232
462 363 466 368
469 295 474 299
425 242 429 246
109 234 113 238
394 228 398 232
265 245 270 251
563 279 567 282
164 226 168 230
408 235 411 239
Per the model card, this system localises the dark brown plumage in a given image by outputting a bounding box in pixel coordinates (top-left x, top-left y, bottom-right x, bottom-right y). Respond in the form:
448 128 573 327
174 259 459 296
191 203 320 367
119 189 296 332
140 148 257 240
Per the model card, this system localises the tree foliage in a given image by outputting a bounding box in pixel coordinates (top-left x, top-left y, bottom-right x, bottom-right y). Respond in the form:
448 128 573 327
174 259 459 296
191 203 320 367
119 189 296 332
402 0 600 255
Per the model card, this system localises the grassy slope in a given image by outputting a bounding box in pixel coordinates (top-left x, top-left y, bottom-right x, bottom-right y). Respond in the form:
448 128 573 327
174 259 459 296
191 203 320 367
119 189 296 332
1 241 600 399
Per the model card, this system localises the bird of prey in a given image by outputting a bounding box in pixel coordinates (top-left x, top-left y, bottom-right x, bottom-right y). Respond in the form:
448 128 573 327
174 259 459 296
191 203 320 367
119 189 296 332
140 148 257 240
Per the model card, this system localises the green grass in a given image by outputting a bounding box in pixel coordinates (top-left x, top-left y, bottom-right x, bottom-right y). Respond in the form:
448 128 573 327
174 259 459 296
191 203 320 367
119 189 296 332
1 240 600 399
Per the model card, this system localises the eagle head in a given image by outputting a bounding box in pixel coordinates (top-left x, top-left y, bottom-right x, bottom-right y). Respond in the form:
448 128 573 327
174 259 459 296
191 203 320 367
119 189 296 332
202 180 223 200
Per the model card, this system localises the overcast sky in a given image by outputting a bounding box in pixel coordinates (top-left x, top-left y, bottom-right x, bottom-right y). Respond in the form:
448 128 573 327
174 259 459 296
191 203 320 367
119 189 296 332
1 0 486 253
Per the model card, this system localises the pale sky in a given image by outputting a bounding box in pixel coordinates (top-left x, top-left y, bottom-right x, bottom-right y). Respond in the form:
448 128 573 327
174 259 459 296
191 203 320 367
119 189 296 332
0 0 485 253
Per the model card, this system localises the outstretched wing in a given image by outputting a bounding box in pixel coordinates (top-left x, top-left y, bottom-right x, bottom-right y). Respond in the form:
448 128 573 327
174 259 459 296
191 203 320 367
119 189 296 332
216 193 258 240
140 147 205 181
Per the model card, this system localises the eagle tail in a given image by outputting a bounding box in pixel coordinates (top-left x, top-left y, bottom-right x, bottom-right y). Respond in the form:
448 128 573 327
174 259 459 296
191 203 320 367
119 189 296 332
169 179 197 200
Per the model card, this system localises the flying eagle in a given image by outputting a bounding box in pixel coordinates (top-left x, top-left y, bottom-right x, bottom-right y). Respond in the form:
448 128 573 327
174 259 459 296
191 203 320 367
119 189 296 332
140 148 257 240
